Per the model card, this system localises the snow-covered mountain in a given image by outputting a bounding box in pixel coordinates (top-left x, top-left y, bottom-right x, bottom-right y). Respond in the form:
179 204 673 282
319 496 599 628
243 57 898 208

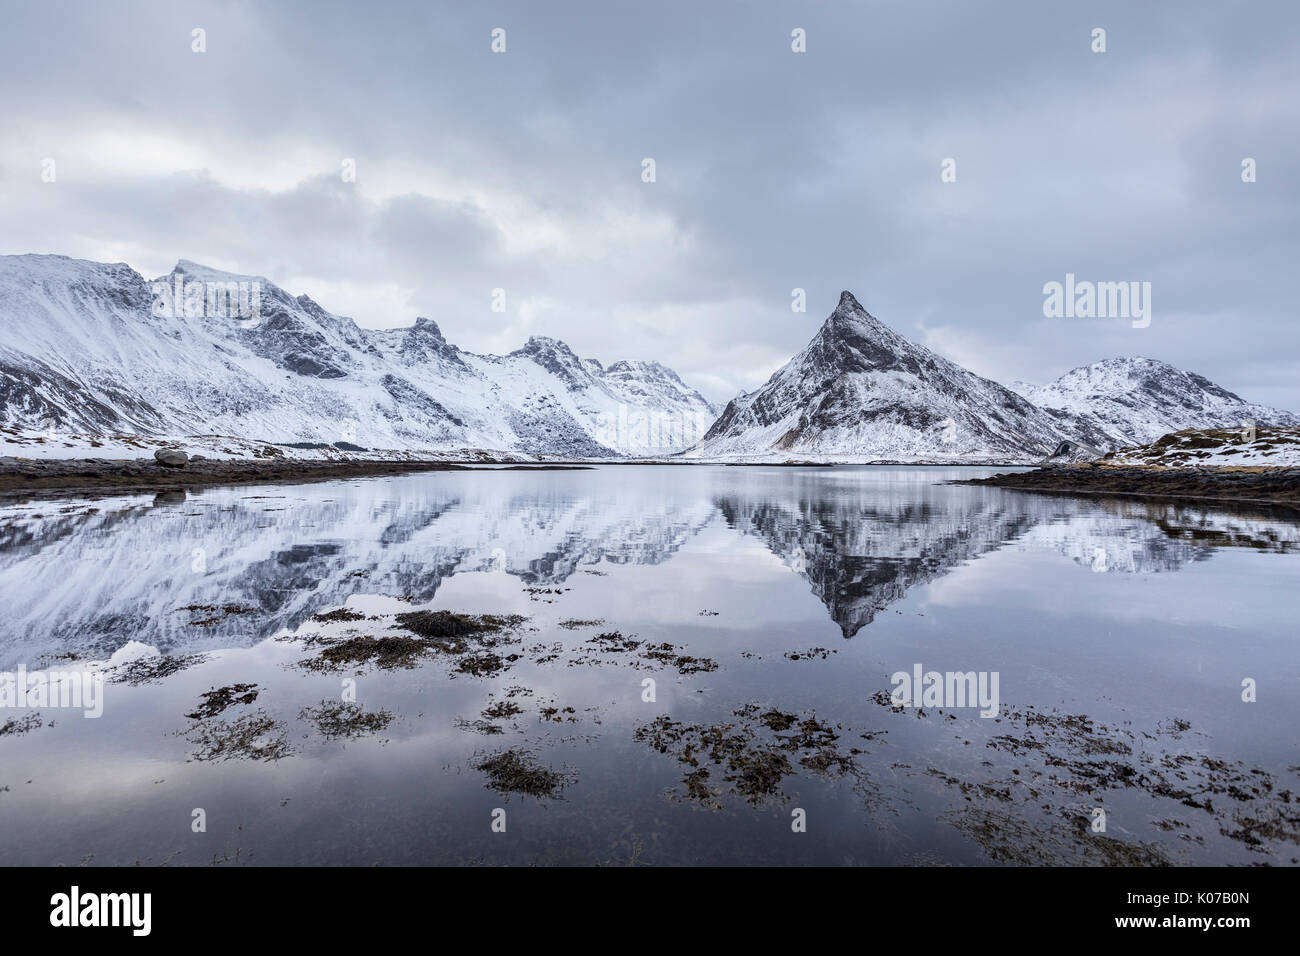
690 292 1068 461
1008 357 1300 450
6 259 1293 464
0 255 717 456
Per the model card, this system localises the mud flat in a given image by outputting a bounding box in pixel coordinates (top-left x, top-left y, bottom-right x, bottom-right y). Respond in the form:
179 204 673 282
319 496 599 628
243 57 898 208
954 465 1300 507
0 456 589 498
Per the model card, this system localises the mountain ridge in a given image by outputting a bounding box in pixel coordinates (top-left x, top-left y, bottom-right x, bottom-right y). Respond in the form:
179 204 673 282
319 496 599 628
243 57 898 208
0 254 716 456
3 257 1293 462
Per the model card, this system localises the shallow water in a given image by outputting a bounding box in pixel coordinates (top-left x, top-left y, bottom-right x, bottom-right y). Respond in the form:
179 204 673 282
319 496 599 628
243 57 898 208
1 465 1297 866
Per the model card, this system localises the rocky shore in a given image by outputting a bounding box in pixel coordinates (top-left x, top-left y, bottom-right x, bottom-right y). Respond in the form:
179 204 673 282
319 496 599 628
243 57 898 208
0 455 535 498
955 464 1300 506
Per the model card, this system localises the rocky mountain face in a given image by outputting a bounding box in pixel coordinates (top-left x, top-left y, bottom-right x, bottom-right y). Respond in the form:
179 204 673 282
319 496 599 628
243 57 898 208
692 292 1068 461
0 255 717 456
1008 357 1300 450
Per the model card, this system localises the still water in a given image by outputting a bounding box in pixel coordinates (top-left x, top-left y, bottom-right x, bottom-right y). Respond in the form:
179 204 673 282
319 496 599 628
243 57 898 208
1 465 1297 865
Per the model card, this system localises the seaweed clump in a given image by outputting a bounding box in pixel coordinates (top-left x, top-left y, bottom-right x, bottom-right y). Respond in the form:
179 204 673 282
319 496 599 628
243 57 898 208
298 609 528 674
299 700 395 740
0 713 43 736
184 710 292 763
634 705 862 808
185 683 259 720
473 747 574 800
110 653 207 686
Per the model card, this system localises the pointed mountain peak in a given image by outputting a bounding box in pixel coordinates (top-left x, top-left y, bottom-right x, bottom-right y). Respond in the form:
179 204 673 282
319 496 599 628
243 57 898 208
818 290 895 351
837 290 864 312
825 290 884 328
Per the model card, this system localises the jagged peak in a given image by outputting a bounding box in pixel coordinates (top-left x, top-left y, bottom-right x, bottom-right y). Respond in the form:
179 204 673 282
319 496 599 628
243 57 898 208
518 335 578 357
408 316 445 339
823 289 887 331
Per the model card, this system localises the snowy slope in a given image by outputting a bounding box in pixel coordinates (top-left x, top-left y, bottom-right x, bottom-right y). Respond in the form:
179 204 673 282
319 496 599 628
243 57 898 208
0 255 717 456
1104 426 1300 467
690 292 1069 462
1009 358 1300 451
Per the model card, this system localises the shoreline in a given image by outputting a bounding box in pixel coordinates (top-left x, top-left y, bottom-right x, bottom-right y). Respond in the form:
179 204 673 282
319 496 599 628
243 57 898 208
953 464 1300 508
0 455 1042 501
0 457 592 500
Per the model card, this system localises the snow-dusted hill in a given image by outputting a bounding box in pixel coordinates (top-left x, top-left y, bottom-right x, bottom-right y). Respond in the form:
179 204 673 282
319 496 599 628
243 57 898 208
1009 358 1300 451
0 255 717 456
690 292 1069 462
1103 426 1300 467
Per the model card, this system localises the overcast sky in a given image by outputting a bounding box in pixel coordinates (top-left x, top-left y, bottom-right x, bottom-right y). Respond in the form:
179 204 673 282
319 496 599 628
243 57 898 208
2 1 1297 408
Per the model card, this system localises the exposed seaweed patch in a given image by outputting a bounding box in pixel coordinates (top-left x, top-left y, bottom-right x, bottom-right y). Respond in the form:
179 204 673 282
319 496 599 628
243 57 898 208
185 683 259 720
310 607 367 624
640 642 718 675
456 717 505 735
560 632 717 675
110 653 207 686
557 618 604 630
1220 805 1300 848
634 705 866 809
300 634 431 672
482 700 524 721
949 808 1172 866
472 748 575 800
0 713 43 736
395 610 517 640
872 693 1300 860
455 651 522 678
784 647 837 661
299 700 394 740
538 698 578 723
586 631 642 653
297 610 528 674
183 710 293 762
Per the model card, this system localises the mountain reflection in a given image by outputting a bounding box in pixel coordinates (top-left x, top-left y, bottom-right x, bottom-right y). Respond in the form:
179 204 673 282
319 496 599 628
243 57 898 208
0 468 1296 663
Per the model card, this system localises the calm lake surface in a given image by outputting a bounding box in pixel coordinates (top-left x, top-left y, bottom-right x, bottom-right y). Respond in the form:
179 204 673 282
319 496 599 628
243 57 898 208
1 465 1297 866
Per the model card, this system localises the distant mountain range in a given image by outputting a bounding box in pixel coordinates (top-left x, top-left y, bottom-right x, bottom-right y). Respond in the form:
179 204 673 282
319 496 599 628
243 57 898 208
0 255 716 457
1 256 1294 462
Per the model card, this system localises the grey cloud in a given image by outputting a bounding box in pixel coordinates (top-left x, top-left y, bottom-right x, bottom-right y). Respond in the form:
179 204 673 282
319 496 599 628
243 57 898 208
1 0 1297 407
